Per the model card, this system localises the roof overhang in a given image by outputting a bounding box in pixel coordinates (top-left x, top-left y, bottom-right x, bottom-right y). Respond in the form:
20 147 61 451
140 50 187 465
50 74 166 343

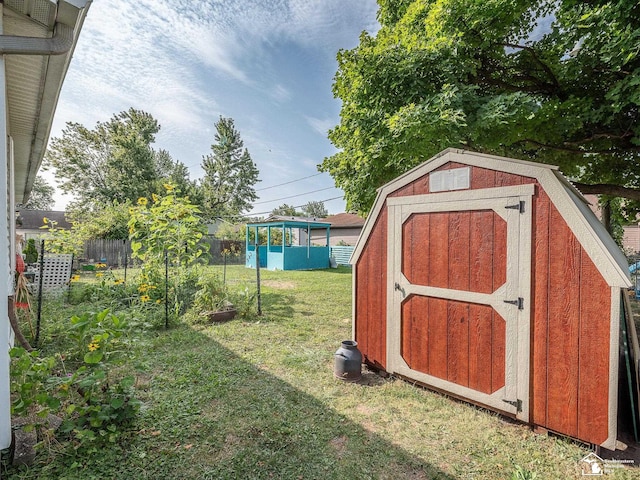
2 0 91 204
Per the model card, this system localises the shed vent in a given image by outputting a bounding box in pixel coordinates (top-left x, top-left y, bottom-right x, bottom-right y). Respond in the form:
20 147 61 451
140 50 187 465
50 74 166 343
429 166 470 192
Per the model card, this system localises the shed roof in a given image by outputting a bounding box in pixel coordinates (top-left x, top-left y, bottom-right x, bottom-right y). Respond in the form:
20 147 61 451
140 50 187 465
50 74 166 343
354 148 631 288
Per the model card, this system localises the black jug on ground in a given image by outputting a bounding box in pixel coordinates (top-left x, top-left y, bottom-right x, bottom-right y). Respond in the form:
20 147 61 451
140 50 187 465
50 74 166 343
334 340 362 382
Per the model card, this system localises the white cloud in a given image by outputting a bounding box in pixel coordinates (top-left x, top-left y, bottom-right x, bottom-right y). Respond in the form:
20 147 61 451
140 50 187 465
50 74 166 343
305 116 335 136
270 84 292 103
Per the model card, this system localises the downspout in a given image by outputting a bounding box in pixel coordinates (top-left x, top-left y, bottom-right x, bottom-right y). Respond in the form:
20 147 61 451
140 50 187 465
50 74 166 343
0 22 74 55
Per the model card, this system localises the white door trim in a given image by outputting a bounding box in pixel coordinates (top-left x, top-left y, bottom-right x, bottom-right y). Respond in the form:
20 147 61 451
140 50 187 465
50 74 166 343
387 187 532 421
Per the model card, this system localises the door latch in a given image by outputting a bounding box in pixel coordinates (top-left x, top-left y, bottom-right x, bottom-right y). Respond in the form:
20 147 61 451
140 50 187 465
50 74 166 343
503 297 524 310
394 282 406 297
505 201 525 213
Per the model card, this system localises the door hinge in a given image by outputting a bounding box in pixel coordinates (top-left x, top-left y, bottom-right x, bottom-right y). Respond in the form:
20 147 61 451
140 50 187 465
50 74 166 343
503 297 524 310
505 200 525 213
502 398 522 412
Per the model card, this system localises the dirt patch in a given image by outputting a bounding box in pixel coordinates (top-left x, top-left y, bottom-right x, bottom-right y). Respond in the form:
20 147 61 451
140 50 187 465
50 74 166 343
329 435 348 457
261 280 296 289
356 404 376 416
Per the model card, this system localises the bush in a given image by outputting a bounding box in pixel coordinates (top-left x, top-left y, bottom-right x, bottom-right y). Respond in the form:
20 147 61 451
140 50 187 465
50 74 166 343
23 238 38 263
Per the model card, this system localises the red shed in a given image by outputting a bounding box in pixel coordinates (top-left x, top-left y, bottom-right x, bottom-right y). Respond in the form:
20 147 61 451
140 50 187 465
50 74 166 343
353 148 636 450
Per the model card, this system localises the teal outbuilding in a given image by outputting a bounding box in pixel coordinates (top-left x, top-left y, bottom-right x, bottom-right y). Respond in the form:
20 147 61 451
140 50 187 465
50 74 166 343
245 217 331 270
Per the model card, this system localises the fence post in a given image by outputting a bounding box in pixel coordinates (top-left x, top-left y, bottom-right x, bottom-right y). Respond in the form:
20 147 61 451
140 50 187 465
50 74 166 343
165 249 169 329
34 239 45 348
256 243 262 316
123 239 128 283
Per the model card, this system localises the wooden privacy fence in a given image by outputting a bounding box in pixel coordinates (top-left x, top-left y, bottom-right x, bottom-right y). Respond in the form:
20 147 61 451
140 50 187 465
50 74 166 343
81 237 245 266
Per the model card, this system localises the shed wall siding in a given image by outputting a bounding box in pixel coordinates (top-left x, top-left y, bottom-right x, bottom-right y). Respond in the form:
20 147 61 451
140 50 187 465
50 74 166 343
356 161 612 444
530 189 610 445
355 206 387 369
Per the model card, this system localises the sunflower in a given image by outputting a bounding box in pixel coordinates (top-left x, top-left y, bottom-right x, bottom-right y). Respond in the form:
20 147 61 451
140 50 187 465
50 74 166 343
137 197 149 206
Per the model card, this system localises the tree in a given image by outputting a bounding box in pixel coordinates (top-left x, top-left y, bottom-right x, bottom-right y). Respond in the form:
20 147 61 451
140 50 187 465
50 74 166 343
201 117 259 221
44 108 161 208
153 149 203 207
23 175 54 210
301 201 328 218
67 201 132 240
271 204 300 216
321 0 640 216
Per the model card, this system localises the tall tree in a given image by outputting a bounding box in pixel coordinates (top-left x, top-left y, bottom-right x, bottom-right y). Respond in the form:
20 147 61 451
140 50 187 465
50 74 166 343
153 149 203 205
271 204 300 216
321 0 640 216
302 201 328 218
23 175 54 210
201 117 259 221
44 108 160 208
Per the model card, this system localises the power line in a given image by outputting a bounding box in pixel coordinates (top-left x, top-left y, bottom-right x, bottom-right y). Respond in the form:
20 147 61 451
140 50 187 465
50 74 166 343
246 195 345 217
256 172 324 191
253 186 335 205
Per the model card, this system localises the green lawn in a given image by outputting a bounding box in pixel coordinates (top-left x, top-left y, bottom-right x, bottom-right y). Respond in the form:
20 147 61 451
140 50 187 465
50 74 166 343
6 266 636 479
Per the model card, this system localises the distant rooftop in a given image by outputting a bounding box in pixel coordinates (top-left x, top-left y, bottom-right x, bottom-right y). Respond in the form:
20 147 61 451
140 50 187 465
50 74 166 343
16 208 71 230
323 213 365 229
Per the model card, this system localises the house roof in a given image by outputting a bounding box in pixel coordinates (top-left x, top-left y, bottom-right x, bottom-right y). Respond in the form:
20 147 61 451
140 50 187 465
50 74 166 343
2 0 91 205
353 148 631 288
323 212 365 229
16 208 71 230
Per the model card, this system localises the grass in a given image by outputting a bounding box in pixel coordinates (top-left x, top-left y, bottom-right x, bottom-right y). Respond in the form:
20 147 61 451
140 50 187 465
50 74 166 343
5 266 637 479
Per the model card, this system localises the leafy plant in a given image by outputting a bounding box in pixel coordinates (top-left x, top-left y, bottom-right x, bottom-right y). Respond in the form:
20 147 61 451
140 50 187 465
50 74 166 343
39 217 84 256
128 183 208 269
192 272 231 313
511 465 538 480
9 309 140 454
23 238 38 263
9 347 59 417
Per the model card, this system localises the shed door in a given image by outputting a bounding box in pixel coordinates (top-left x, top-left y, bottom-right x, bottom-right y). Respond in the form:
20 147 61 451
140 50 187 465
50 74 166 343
387 184 533 420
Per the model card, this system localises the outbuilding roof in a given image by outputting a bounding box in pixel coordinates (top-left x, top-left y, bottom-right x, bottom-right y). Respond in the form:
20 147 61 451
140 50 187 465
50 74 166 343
354 148 631 288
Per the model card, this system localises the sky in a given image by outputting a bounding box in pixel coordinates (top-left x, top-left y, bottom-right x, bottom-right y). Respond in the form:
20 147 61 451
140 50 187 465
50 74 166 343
45 0 380 216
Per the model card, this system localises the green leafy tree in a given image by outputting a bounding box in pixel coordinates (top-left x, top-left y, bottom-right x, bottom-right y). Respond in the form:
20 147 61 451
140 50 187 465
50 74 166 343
301 201 328 218
68 201 132 240
214 221 246 242
23 175 55 210
44 108 161 208
321 0 640 216
153 149 203 206
201 117 259 221
271 204 300 216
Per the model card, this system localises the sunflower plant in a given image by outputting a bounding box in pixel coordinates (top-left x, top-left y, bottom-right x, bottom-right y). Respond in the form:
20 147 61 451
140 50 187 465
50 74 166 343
127 184 208 320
